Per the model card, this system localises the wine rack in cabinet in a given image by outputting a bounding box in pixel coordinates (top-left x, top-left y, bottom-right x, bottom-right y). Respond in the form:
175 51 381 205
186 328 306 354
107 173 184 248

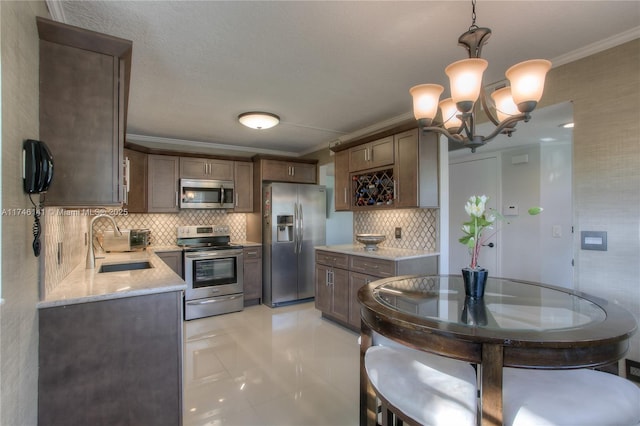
352 168 394 208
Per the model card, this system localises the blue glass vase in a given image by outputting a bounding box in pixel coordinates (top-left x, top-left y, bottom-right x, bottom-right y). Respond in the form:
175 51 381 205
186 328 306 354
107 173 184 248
461 267 488 299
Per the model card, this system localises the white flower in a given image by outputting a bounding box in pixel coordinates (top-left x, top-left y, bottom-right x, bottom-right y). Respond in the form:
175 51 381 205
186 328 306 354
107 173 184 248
465 199 485 218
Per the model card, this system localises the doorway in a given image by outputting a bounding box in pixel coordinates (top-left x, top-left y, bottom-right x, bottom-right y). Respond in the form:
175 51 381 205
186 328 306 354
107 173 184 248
447 102 574 288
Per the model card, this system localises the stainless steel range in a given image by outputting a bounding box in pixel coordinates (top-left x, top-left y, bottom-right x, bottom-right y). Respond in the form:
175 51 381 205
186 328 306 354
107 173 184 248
178 225 243 320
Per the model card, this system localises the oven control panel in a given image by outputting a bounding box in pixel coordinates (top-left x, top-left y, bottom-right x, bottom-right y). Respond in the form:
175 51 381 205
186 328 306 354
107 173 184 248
177 225 230 238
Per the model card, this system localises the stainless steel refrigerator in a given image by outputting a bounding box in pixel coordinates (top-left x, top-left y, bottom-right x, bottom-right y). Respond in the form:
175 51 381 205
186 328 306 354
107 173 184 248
262 183 326 307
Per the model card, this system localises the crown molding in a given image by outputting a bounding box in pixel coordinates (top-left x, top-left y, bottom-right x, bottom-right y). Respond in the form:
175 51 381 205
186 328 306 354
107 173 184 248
126 134 299 158
45 0 67 22
550 26 640 67
302 111 415 156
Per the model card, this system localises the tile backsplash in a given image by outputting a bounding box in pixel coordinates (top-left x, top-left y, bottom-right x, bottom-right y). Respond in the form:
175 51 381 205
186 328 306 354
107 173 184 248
106 211 247 246
42 207 438 297
42 209 88 297
42 208 247 297
353 208 438 251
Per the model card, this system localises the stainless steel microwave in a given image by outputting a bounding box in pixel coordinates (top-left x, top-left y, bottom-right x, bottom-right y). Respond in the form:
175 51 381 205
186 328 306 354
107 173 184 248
180 179 235 209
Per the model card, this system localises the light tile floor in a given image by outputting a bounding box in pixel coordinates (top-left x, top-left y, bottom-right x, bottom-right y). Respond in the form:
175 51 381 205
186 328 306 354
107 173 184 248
183 302 360 426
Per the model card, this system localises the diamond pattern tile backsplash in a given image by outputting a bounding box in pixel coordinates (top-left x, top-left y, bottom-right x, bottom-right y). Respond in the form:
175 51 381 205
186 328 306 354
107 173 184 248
42 209 247 296
353 208 438 251
43 207 437 297
101 211 247 246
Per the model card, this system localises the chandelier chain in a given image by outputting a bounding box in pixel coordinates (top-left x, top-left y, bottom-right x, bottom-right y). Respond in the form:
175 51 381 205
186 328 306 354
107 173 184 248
469 0 479 31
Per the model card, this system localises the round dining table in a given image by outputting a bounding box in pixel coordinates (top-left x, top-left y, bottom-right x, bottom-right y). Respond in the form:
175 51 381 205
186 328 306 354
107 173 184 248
357 275 637 426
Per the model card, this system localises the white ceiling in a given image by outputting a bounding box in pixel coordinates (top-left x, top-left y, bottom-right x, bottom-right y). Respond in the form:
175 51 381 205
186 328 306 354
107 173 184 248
48 1 639 157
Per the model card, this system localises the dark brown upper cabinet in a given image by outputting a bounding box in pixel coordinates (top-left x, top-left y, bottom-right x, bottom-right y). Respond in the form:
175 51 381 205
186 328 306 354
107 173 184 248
37 17 132 207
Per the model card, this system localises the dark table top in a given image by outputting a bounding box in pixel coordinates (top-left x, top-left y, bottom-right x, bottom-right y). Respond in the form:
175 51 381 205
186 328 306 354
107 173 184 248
360 275 637 352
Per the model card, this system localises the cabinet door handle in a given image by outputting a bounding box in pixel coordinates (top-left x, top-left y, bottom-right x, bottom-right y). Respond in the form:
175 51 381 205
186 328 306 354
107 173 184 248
393 181 397 201
175 191 179 207
235 193 238 207
125 157 130 193
343 187 347 204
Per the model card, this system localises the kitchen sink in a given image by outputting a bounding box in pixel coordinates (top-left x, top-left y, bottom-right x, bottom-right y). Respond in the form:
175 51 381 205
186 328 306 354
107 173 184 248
98 261 153 273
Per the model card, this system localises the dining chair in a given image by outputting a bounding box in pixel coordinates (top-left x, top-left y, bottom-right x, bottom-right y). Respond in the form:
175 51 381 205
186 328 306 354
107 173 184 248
364 337 640 426
365 344 478 426
503 367 640 426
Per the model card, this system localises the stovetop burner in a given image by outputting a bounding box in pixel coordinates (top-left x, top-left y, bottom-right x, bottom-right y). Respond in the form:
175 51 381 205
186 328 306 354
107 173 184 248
182 243 243 253
177 225 241 250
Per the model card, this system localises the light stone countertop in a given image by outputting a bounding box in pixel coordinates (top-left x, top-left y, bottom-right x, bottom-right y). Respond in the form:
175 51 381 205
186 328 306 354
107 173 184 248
38 250 186 309
150 245 183 252
232 241 261 248
315 244 439 261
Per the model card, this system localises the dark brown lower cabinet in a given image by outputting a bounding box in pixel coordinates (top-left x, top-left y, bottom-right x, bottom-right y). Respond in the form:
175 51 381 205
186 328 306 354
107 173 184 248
38 291 183 426
315 263 350 324
156 250 184 278
243 247 263 305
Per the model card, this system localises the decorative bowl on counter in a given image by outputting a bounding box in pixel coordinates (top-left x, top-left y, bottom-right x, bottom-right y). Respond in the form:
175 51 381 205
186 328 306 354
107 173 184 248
355 234 386 251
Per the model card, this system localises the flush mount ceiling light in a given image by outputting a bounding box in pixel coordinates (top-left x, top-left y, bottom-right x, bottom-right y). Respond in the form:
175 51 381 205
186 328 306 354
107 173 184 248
410 0 551 152
238 112 280 130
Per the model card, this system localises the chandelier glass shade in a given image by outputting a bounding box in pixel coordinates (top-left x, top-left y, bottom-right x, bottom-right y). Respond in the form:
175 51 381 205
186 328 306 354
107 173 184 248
238 112 280 130
410 2 551 152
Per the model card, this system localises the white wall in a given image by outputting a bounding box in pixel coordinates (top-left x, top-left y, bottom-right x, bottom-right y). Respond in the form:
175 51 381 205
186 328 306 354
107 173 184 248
319 163 353 245
500 146 543 282
540 142 573 287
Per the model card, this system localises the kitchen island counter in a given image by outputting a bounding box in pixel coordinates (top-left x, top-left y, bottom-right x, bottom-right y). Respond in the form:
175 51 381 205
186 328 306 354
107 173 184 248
315 244 439 261
38 250 185 309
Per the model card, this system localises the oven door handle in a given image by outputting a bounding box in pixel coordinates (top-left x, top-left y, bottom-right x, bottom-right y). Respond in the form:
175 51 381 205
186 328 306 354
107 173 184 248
186 295 242 305
184 249 244 259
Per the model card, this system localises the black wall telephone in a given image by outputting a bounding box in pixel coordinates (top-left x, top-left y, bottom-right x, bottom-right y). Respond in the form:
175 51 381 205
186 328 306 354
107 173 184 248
23 139 54 257
23 139 54 194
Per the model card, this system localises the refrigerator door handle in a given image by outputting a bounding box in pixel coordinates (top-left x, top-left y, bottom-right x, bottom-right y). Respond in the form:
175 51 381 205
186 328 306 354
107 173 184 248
298 203 304 252
293 202 299 254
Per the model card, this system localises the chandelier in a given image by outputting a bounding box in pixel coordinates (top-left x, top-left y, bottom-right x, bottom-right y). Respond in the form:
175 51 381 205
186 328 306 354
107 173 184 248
410 0 551 152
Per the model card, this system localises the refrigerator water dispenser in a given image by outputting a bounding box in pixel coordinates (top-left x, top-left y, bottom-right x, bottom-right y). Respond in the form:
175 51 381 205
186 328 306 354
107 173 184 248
277 215 294 242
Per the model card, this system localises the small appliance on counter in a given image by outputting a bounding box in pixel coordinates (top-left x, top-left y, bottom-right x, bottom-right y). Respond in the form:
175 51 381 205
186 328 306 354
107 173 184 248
103 228 150 252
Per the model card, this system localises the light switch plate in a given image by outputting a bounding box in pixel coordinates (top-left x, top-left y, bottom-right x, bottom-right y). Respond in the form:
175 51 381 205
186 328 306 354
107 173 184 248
503 204 519 216
580 231 607 251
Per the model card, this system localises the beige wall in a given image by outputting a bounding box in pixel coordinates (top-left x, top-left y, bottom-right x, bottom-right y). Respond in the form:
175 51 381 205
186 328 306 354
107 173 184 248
541 40 640 361
1 1 49 425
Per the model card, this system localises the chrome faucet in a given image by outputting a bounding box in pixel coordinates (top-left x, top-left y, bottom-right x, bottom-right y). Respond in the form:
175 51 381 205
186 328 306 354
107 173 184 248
86 214 121 269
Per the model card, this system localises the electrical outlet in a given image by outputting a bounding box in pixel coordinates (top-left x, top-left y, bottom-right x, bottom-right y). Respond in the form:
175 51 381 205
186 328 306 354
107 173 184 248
395 227 402 239
626 359 640 383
